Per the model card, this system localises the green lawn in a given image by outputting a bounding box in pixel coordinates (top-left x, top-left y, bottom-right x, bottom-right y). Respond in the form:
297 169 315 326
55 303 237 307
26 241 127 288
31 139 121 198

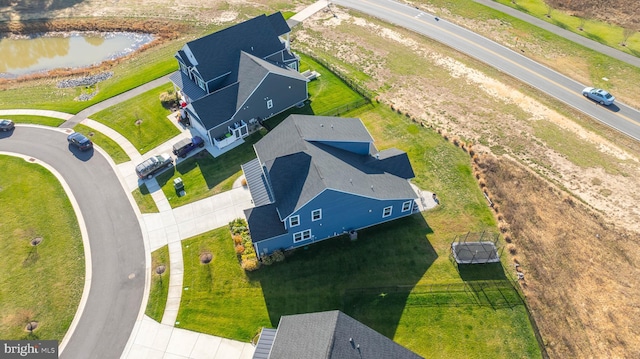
132 183 160 213
0 156 84 341
299 53 364 114
146 245 170 322
155 139 258 208
90 83 180 154
0 114 66 127
171 104 540 358
73 123 130 164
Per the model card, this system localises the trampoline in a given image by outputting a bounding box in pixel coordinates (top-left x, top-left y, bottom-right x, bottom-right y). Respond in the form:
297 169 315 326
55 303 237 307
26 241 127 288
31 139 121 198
452 241 500 264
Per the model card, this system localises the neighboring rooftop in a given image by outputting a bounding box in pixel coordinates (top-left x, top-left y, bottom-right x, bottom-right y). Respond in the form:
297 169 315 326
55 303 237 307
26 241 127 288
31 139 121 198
266 310 424 359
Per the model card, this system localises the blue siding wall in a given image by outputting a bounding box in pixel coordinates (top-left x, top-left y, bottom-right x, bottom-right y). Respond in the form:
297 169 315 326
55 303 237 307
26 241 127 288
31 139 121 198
235 73 307 124
255 189 415 255
313 141 371 155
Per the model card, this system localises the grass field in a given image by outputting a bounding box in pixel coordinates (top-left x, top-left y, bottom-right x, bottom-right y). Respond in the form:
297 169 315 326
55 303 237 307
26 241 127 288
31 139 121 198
0 156 84 341
73 123 130 164
0 114 66 127
145 245 170 322
90 82 180 154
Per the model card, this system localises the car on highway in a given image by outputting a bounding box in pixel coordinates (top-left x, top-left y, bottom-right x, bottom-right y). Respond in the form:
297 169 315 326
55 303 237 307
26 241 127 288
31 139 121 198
67 132 93 151
136 153 174 179
172 135 204 158
582 87 615 106
0 119 15 131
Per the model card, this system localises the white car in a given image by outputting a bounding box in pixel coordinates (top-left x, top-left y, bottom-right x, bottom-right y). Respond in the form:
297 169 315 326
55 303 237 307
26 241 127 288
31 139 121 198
582 87 615 106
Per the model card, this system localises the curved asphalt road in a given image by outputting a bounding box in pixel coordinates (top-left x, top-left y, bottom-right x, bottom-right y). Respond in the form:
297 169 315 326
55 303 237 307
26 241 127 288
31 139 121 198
0 127 145 359
333 0 640 141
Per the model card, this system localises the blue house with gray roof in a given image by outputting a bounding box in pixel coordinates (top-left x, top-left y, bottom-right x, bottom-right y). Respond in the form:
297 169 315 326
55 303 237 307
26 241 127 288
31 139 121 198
242 114 418 257
169 12 308 153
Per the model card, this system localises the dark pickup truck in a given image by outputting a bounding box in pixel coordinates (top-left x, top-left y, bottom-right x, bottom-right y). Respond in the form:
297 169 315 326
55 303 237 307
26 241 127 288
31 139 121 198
172 136 204 158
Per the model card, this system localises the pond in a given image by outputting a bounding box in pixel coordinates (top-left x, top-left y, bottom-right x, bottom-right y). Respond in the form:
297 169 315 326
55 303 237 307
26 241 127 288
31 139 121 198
0 32 154 78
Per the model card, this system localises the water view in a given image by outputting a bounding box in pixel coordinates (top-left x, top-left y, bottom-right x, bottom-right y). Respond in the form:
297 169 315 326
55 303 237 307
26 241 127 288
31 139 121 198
0 32 154 78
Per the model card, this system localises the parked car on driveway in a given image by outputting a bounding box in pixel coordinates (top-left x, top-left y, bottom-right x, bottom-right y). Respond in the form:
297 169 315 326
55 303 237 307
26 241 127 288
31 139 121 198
582 87 615 106
0 119 15 131
172 136 204 158
67 132 93 151
136 153 174 179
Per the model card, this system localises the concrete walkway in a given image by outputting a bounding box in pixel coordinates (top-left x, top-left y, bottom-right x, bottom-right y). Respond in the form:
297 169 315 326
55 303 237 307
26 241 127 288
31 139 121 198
473 0 640 69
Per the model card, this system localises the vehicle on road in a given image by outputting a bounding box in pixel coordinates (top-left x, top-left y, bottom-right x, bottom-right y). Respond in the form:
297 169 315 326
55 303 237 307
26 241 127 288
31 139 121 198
136 153 173 179
0 119 15 131
172 135 204 158
67 132 93 150
582 87 615 106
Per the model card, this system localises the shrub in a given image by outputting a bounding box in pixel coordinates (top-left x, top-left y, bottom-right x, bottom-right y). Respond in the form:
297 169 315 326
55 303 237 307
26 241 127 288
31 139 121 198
159 90 178 109
261 254 274 266
271 250 285 262
242 259 260 271
233 235 243 245
241 178 247 187
235 245 245 255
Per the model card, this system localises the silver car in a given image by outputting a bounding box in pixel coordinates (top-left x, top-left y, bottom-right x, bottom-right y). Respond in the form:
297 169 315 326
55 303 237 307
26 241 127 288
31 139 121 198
582 87 615 106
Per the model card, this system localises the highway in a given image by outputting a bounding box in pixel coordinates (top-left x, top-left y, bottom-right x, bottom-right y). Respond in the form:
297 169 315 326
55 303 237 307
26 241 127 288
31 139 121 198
333 0 640 141
0 127 145 359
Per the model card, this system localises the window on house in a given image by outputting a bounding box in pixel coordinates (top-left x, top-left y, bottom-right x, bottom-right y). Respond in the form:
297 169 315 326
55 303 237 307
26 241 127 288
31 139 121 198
312 209 322 221
267 99 273 109
402 200 412 212
293 229 312 243
383 206 393 218
289 215 300 227
196 77 205 91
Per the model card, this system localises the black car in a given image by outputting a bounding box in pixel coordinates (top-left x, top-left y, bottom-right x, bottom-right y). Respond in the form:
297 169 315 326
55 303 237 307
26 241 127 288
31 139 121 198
172 136 204 158
0 119 15 132
67 132 93 151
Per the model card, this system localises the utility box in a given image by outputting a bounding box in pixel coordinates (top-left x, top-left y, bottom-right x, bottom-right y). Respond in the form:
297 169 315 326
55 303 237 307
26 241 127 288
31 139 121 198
173 177 184 192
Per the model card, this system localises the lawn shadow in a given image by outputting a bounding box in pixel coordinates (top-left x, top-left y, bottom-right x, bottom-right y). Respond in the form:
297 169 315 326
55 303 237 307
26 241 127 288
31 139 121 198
250 213 435 340
67 144 94 161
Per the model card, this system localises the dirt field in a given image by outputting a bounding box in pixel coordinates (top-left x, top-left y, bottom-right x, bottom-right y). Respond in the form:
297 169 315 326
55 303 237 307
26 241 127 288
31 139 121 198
2 0 639 358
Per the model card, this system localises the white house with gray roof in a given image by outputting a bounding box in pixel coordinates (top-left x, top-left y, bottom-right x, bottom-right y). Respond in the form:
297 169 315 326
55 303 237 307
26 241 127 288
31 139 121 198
169 12 308 154
242 114 418 257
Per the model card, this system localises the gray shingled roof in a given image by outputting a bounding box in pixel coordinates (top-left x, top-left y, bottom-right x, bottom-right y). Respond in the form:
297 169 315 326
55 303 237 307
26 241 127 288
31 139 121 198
190 82 240 131
168 71 206 102
268 311 424 359
187 52 307 131
183 13 289 82
244 204 287 243
253 115 417 218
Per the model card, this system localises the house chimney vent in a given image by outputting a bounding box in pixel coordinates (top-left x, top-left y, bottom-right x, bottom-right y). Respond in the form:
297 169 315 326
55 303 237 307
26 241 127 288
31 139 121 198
375 153 380 159
320 124 323 127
